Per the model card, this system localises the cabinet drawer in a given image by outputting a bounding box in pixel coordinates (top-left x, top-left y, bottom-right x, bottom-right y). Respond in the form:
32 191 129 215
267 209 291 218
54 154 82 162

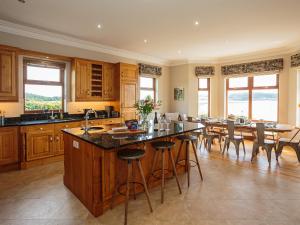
55 122 81 131
22 124 54 133
101 118 121 125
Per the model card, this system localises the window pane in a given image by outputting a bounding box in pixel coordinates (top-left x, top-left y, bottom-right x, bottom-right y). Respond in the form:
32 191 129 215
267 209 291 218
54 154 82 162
228 90 249 117
25 84 62 111
228 77 248 88
27 66 61 82
252 89 278 121
198 90 209 116
198 78 207 89
140 77 153 88
253 74 277 87
140 90 154 100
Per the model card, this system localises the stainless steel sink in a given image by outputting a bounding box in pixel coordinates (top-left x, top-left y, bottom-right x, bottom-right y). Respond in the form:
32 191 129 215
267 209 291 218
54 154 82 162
81 126 104 131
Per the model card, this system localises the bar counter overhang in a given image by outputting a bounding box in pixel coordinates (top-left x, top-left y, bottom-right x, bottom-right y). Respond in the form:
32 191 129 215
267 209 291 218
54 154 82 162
62 121 204 217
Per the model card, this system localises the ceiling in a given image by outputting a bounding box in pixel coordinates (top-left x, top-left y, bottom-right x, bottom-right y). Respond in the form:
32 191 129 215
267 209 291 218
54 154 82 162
0 0 300 65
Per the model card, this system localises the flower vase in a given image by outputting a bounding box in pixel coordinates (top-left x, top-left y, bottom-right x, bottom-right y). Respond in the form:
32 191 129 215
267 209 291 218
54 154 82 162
140 113 150 130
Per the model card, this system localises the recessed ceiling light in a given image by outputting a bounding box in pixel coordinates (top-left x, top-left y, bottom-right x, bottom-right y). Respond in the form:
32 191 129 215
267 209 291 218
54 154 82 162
144 39 148 44
177 50 182 54
97 24 102 29
194 21 199 26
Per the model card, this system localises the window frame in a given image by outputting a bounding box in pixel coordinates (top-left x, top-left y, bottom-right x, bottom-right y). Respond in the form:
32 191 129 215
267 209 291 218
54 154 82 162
139 76 156 102
198 78 210 117
226 74 279 121
23 58 65 114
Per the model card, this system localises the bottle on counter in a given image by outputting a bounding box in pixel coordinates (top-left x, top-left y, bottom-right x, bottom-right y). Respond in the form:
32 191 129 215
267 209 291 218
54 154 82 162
0 110 5 126
178 114 182 121
59 110 64 119
154 112 159 131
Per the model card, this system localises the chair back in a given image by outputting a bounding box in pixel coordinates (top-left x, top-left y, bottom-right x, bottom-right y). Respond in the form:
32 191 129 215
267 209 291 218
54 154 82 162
256 123 265 145
201 119 208 135
227 120 235 139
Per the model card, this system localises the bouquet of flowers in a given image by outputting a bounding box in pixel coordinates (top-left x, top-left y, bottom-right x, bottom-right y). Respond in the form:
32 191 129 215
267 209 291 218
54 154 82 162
134 96 161 127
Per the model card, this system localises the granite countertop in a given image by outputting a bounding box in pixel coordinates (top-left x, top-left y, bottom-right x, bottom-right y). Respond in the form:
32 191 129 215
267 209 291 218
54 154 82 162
62 121 204 150
0 116 120 127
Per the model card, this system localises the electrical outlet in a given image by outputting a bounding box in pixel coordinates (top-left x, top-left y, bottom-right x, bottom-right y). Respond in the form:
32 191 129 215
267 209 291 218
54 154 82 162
73 140 79 149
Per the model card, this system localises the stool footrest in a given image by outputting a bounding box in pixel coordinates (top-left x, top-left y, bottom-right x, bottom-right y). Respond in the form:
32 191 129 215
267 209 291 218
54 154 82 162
117 181 144 197
176 159 198 168
149 168 174 181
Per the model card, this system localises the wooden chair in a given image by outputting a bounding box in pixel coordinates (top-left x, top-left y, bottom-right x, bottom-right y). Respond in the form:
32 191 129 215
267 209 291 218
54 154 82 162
251 123 277 166
276 127 300 162
222 120 246 157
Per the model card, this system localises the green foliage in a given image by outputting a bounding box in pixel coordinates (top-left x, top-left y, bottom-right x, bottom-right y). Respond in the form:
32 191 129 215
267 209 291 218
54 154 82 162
133 96 161 117
25 93 62 111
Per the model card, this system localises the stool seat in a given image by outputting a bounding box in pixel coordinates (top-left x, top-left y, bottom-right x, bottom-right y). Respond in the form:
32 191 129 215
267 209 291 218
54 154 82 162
177 135 198 141
118 149 145 160
151 141 175 149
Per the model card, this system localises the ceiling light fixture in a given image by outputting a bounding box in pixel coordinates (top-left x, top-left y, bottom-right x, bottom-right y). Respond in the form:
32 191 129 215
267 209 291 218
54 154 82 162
97 24 102 29
194 21 199 26
143 39 148 44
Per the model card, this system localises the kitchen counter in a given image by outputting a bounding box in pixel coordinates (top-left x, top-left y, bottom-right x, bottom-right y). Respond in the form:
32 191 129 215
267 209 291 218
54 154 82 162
63 121 204 217
62 121 204 149
0 116 121 127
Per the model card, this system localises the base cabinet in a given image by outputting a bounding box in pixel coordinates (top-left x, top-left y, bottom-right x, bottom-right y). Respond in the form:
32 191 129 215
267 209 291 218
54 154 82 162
0 127 18 166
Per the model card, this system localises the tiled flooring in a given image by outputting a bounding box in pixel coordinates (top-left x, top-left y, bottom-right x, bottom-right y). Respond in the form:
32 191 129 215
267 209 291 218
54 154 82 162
1 141 300 225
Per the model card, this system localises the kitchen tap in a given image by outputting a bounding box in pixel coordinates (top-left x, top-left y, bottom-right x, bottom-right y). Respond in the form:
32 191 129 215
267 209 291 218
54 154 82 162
83 109 98 134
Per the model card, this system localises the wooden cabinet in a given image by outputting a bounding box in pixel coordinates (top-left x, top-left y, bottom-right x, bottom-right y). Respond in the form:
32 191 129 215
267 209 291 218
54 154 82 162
25 125 54 161
0 48 18 101
0 127 18 165
54 122 81 155
103 63 116 100
117 63 138 121
73 59 105 101
74 59 92 101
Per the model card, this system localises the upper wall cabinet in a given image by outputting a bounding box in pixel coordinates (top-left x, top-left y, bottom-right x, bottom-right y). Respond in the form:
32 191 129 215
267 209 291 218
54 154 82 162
72 59 117 101
0 48 18 101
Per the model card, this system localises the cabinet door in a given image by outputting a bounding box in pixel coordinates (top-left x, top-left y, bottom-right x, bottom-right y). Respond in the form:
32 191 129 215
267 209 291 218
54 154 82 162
75 60 91 100
0 49 17 101
121 82 138 108
120 64 138 82
103 63 115 100
0 127 18 165
121 108 137 121
26 130 54 161
54 122 81 155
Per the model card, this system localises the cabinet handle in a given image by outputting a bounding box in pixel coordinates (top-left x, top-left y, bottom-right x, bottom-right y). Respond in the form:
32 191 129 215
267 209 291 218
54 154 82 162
40 127 44 131
49 136 53 142
65 125 69 128
56 136 59 141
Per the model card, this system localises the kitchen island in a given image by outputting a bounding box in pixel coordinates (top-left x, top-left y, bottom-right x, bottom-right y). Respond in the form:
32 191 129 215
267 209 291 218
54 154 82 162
62 121 204 217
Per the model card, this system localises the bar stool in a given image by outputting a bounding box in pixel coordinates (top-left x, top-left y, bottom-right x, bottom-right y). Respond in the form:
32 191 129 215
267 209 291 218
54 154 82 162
111 148 153 225
148 141 182 203
176 135 203 187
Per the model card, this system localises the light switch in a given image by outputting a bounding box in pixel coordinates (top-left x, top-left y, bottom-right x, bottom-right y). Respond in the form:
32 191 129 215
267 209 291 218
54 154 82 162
73 140 79 149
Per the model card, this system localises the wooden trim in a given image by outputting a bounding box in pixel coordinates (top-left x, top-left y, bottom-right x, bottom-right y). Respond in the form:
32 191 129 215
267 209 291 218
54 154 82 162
140 76 156 102
198 78 210 116
23 58 65 113
225 74 279 121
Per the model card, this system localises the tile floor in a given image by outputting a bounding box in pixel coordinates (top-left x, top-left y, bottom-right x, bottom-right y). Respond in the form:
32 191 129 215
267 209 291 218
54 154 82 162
0 141 300 225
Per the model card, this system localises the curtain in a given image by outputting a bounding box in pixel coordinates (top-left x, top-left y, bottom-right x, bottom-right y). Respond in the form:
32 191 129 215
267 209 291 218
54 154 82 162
138 63 162 78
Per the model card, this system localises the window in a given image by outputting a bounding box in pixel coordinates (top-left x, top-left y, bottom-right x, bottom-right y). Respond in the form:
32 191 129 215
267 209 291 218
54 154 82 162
140 77 156 101
23 58 65 113
226 74 279 121
198 78 210 117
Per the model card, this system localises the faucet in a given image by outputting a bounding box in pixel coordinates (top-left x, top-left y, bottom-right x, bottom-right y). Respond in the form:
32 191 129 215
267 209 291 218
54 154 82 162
83 109 98 134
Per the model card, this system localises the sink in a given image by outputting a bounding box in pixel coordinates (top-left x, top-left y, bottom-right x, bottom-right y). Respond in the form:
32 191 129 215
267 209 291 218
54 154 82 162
81 126 104 131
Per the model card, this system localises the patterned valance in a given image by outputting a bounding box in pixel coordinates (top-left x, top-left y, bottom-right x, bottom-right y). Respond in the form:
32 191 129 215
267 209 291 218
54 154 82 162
221 58 284 76
195 66 215 77
291 53 300 67
138 63 162 76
